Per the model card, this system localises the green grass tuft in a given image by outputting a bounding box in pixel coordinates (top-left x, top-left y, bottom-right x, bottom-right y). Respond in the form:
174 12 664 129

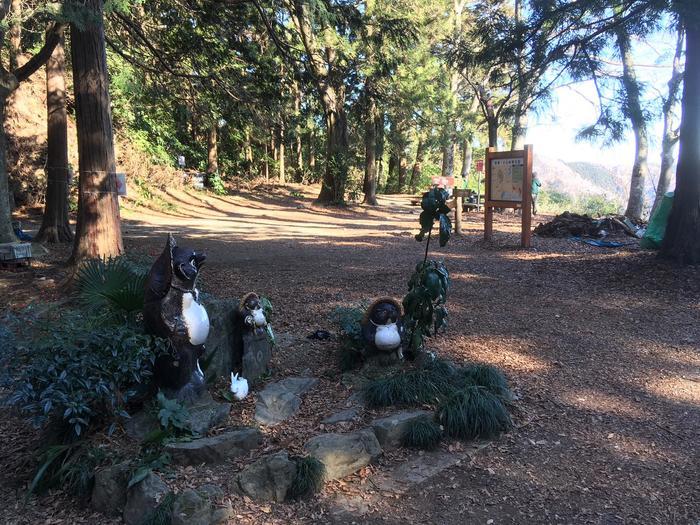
288 456 325 500
362 366 457 408
435 386 512 440
401 416 443 450
458 364 512 399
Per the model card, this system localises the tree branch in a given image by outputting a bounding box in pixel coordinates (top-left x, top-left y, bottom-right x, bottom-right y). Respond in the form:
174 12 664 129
15 22 66 83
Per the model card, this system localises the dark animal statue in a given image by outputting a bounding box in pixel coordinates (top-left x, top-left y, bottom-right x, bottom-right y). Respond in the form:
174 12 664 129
143 234 210 401
361 297 405 359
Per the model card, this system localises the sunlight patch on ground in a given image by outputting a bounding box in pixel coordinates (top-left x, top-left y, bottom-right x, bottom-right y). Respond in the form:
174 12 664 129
645 376 700 405
559 388 651 419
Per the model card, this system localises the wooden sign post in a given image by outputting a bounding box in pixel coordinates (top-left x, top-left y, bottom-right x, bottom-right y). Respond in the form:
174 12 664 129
484 144 533 248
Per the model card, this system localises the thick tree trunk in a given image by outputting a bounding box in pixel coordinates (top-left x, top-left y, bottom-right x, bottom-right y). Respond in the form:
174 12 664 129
68 0 123 264
511 111 528 150
294 85 303 178
0 96 16 243
206 124 218 184
9 0 21 71
36 35 72 243
316 86 348 203
409 139 425 190
262 142 269 182
441 142 455 178
461 139 472 179
652 27 684 215
278 122 285 184
617 25 649 221
661 22 700 264
363 98 378 205
308 132 315 175
388 154 397 185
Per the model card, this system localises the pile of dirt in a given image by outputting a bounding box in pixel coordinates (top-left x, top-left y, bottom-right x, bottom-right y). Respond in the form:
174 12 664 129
534 211 641 238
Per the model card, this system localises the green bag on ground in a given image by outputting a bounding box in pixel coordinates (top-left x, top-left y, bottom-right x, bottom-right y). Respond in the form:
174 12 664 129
641 192 674 250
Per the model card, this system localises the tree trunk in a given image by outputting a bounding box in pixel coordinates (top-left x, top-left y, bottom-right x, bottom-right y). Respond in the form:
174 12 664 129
263 142 269 182
36 35 72 243
461 139 472 180
308 131 315 175
616 24 649 221
206 124 218 184
363 97 378 205
294 84 303 178
9 0 21 71
317 87 348 203
441 143 455 178
652 27 684 215
0 95 16 243
409 139 425 190
661 22 700 264
388 154 397 186
68 0 123 264
278 122 285 184
511 110 528 150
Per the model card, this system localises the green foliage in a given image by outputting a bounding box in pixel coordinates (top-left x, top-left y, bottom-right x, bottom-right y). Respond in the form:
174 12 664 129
401 416 443 450
362 365 455 408
75 256 148 314
260 296 276 346
415 187 452 248
402 260 450 353
28 443 106 498
206 173 227 195
458 364 512 400
577 195 621 217
156 393 191 435
3 313 167 440
435 386 512 440
288 456 325 500
537 190 621 217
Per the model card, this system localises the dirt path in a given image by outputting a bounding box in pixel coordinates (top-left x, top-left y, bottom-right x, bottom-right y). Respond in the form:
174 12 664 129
2 185 699 524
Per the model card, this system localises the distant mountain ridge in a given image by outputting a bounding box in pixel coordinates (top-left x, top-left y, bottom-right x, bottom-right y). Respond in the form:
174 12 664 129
532 154 662 206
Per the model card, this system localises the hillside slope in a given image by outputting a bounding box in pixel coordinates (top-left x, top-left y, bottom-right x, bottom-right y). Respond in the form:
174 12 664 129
5 60 179 209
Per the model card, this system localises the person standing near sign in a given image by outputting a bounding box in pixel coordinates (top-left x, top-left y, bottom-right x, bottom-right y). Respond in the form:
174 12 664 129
531 172 542 215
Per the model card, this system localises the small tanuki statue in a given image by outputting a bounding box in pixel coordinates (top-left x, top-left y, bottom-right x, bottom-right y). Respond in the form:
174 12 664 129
143 234 210 401
233 292 273 383
360 298 406 361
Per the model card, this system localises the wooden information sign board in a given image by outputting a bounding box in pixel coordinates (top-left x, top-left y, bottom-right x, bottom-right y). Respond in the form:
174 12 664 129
484 145 533 248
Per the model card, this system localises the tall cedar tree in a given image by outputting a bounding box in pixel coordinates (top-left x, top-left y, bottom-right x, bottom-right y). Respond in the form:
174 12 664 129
36 34 73 243
69 0 123 263
0 11 64 244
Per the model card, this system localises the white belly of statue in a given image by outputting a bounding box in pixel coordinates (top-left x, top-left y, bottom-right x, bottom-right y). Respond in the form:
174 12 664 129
375 324 401 351
182 292 210 345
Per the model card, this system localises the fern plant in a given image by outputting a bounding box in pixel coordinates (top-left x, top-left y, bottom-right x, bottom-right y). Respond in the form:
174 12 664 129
75 256 147 314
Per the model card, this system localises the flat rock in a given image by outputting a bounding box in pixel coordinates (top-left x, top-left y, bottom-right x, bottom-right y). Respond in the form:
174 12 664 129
186 391 231 435
165 428 262 465
236 451 297 502
91 461 130 516
123 472 170 525
255 376 318 426
322 408 359 424
304 429 382 480
371 410 432 449
371 441 490 494
278 376 318 396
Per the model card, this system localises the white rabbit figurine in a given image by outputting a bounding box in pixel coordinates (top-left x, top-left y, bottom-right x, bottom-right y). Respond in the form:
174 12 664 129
230 372 249 400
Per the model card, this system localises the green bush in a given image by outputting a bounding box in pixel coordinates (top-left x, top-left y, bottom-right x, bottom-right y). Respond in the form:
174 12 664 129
75 256 148 315
3 313 168 440
401 416 443 450
435 386 512 440
28 443 106 497
288 456 325 500
403 260 450 354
